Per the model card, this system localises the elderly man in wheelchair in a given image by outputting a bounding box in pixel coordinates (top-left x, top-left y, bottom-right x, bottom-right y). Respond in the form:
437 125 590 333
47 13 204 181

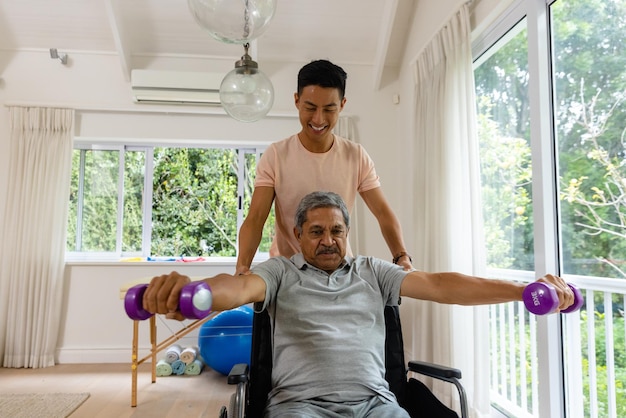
143 191 576 418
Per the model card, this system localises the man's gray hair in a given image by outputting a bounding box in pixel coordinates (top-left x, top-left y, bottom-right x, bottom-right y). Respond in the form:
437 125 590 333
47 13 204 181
294 191 350 232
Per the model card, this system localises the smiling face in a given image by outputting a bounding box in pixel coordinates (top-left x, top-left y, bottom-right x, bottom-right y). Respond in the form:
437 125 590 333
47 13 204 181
294 206 349 273
294 85 346 152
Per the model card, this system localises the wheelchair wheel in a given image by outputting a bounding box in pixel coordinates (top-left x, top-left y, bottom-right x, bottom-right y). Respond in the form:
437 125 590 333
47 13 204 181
228 392 243 418
219 406 227 418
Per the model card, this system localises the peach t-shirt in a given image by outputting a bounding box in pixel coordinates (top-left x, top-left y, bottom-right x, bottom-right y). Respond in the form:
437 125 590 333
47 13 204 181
255 134 381 257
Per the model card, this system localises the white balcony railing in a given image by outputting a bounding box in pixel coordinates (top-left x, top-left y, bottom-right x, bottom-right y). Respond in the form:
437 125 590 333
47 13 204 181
487 271 626 417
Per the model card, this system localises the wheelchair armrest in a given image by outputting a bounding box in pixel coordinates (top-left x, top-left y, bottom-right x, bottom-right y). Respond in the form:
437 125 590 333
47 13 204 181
408 361 468 418
408 360 462 380
227 363 249 385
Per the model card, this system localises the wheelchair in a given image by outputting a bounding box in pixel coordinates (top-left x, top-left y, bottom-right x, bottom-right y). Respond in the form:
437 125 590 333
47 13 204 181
220 304 468 418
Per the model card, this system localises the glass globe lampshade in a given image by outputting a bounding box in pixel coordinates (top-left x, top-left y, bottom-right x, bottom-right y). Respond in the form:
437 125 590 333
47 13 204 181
220 48 274 123
187 0 277 44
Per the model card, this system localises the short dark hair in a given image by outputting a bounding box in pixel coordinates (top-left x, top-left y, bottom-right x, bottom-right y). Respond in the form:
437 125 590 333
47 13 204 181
297 60 348 99
294 191 350 233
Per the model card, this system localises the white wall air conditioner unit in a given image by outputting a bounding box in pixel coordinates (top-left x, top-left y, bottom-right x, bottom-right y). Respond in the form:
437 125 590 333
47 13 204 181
131 70 223 105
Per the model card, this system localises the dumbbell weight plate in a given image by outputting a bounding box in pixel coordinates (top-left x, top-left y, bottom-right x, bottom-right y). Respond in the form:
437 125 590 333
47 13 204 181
561 284 584 313
523 282 584 315
179 281 213 319
522 282 559 315
124 284 153 320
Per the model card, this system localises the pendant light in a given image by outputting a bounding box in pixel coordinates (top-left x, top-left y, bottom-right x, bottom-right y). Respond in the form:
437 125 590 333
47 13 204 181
187 0 277 44
187 0 277 122
220 43 274 122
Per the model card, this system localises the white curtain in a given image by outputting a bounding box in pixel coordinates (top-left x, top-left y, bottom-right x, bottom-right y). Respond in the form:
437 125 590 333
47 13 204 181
0 107 74 368
334 115 358 141
402 4 490 417
335 116 363 254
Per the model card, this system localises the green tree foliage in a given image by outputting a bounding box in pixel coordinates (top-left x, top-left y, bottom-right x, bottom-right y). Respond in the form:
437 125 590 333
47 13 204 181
560 94 626 277
123 150 145 253
475 25 534 270
151 148 239 257
66 151 80 250
476 0 626 414
477 96 533 269
579 308 626 417
67 149 120 252
474 0 626 277
67 146 274 258
553 0 626 277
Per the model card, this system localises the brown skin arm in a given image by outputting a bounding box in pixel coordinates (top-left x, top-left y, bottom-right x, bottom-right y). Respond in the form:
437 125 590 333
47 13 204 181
400 272 575 311
143 271 267 320
360 187 413 271
235 186 275 275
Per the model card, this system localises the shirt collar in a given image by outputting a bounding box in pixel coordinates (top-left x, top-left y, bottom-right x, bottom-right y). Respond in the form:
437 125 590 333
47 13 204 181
290 253 352 271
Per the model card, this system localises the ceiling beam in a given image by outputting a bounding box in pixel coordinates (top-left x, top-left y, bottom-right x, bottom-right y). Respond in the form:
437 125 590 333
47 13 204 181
105 0 131 81
372 0 414 90
372 0 399 90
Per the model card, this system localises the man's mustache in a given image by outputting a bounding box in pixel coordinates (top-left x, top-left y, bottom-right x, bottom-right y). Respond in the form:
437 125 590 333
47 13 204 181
316 246 338 255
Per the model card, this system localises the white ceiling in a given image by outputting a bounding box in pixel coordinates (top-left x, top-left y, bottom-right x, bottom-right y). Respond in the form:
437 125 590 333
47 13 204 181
0 0 415 87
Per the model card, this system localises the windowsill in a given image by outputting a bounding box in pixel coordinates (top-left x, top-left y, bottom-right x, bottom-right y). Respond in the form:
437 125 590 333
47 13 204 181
65 260 235 267
65 255 269 267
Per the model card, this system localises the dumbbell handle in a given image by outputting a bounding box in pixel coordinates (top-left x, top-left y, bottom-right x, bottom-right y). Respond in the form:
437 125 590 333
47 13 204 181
522 282 583 315
124 281 212 320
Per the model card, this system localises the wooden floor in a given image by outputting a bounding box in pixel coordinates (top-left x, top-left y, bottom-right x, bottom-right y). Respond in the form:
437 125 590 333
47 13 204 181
0 363 513 418
0 363 234 418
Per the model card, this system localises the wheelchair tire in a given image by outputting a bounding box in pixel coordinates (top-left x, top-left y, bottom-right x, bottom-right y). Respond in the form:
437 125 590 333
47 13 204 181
228 393 243 418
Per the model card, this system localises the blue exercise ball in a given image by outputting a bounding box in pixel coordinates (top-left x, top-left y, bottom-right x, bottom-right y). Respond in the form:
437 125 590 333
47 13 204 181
198 305 254 375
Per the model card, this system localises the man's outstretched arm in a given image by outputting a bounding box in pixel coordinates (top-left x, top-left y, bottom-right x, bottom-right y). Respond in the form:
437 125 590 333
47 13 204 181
143 270 266 320
400 271 575 312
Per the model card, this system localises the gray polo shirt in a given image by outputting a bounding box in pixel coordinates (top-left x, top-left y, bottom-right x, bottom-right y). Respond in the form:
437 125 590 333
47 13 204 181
252 254 408 408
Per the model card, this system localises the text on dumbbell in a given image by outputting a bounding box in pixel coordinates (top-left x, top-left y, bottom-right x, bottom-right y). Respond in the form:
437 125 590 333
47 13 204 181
531 291 540 307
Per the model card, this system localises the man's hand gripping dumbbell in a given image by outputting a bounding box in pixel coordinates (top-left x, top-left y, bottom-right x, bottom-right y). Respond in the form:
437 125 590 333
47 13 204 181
124 275 213 320
523 276 583 315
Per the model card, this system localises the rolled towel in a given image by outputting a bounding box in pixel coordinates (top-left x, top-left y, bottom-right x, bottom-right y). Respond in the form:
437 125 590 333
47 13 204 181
184 359 204 376
180 346 199 365
171 359 186 375
165 344 182 364
156 359 173 377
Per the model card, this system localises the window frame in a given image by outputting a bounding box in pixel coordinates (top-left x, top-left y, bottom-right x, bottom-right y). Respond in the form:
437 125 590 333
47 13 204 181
66 139 268 263
472 0 566 416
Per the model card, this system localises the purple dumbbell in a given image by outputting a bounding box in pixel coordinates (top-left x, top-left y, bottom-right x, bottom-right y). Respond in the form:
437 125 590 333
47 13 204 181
522 282 583 315
124 281 212 320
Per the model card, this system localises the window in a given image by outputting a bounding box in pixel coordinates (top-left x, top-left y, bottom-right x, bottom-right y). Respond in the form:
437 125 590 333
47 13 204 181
552 0 626 279
474 17 539 416
66 143 274 261
551 1 626 416
474 19 534 272
473 0 626 416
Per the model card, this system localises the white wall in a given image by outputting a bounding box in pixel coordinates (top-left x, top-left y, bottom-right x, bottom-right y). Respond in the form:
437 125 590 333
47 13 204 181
0 47 401 363
0 0 505 364
58 262 235 363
